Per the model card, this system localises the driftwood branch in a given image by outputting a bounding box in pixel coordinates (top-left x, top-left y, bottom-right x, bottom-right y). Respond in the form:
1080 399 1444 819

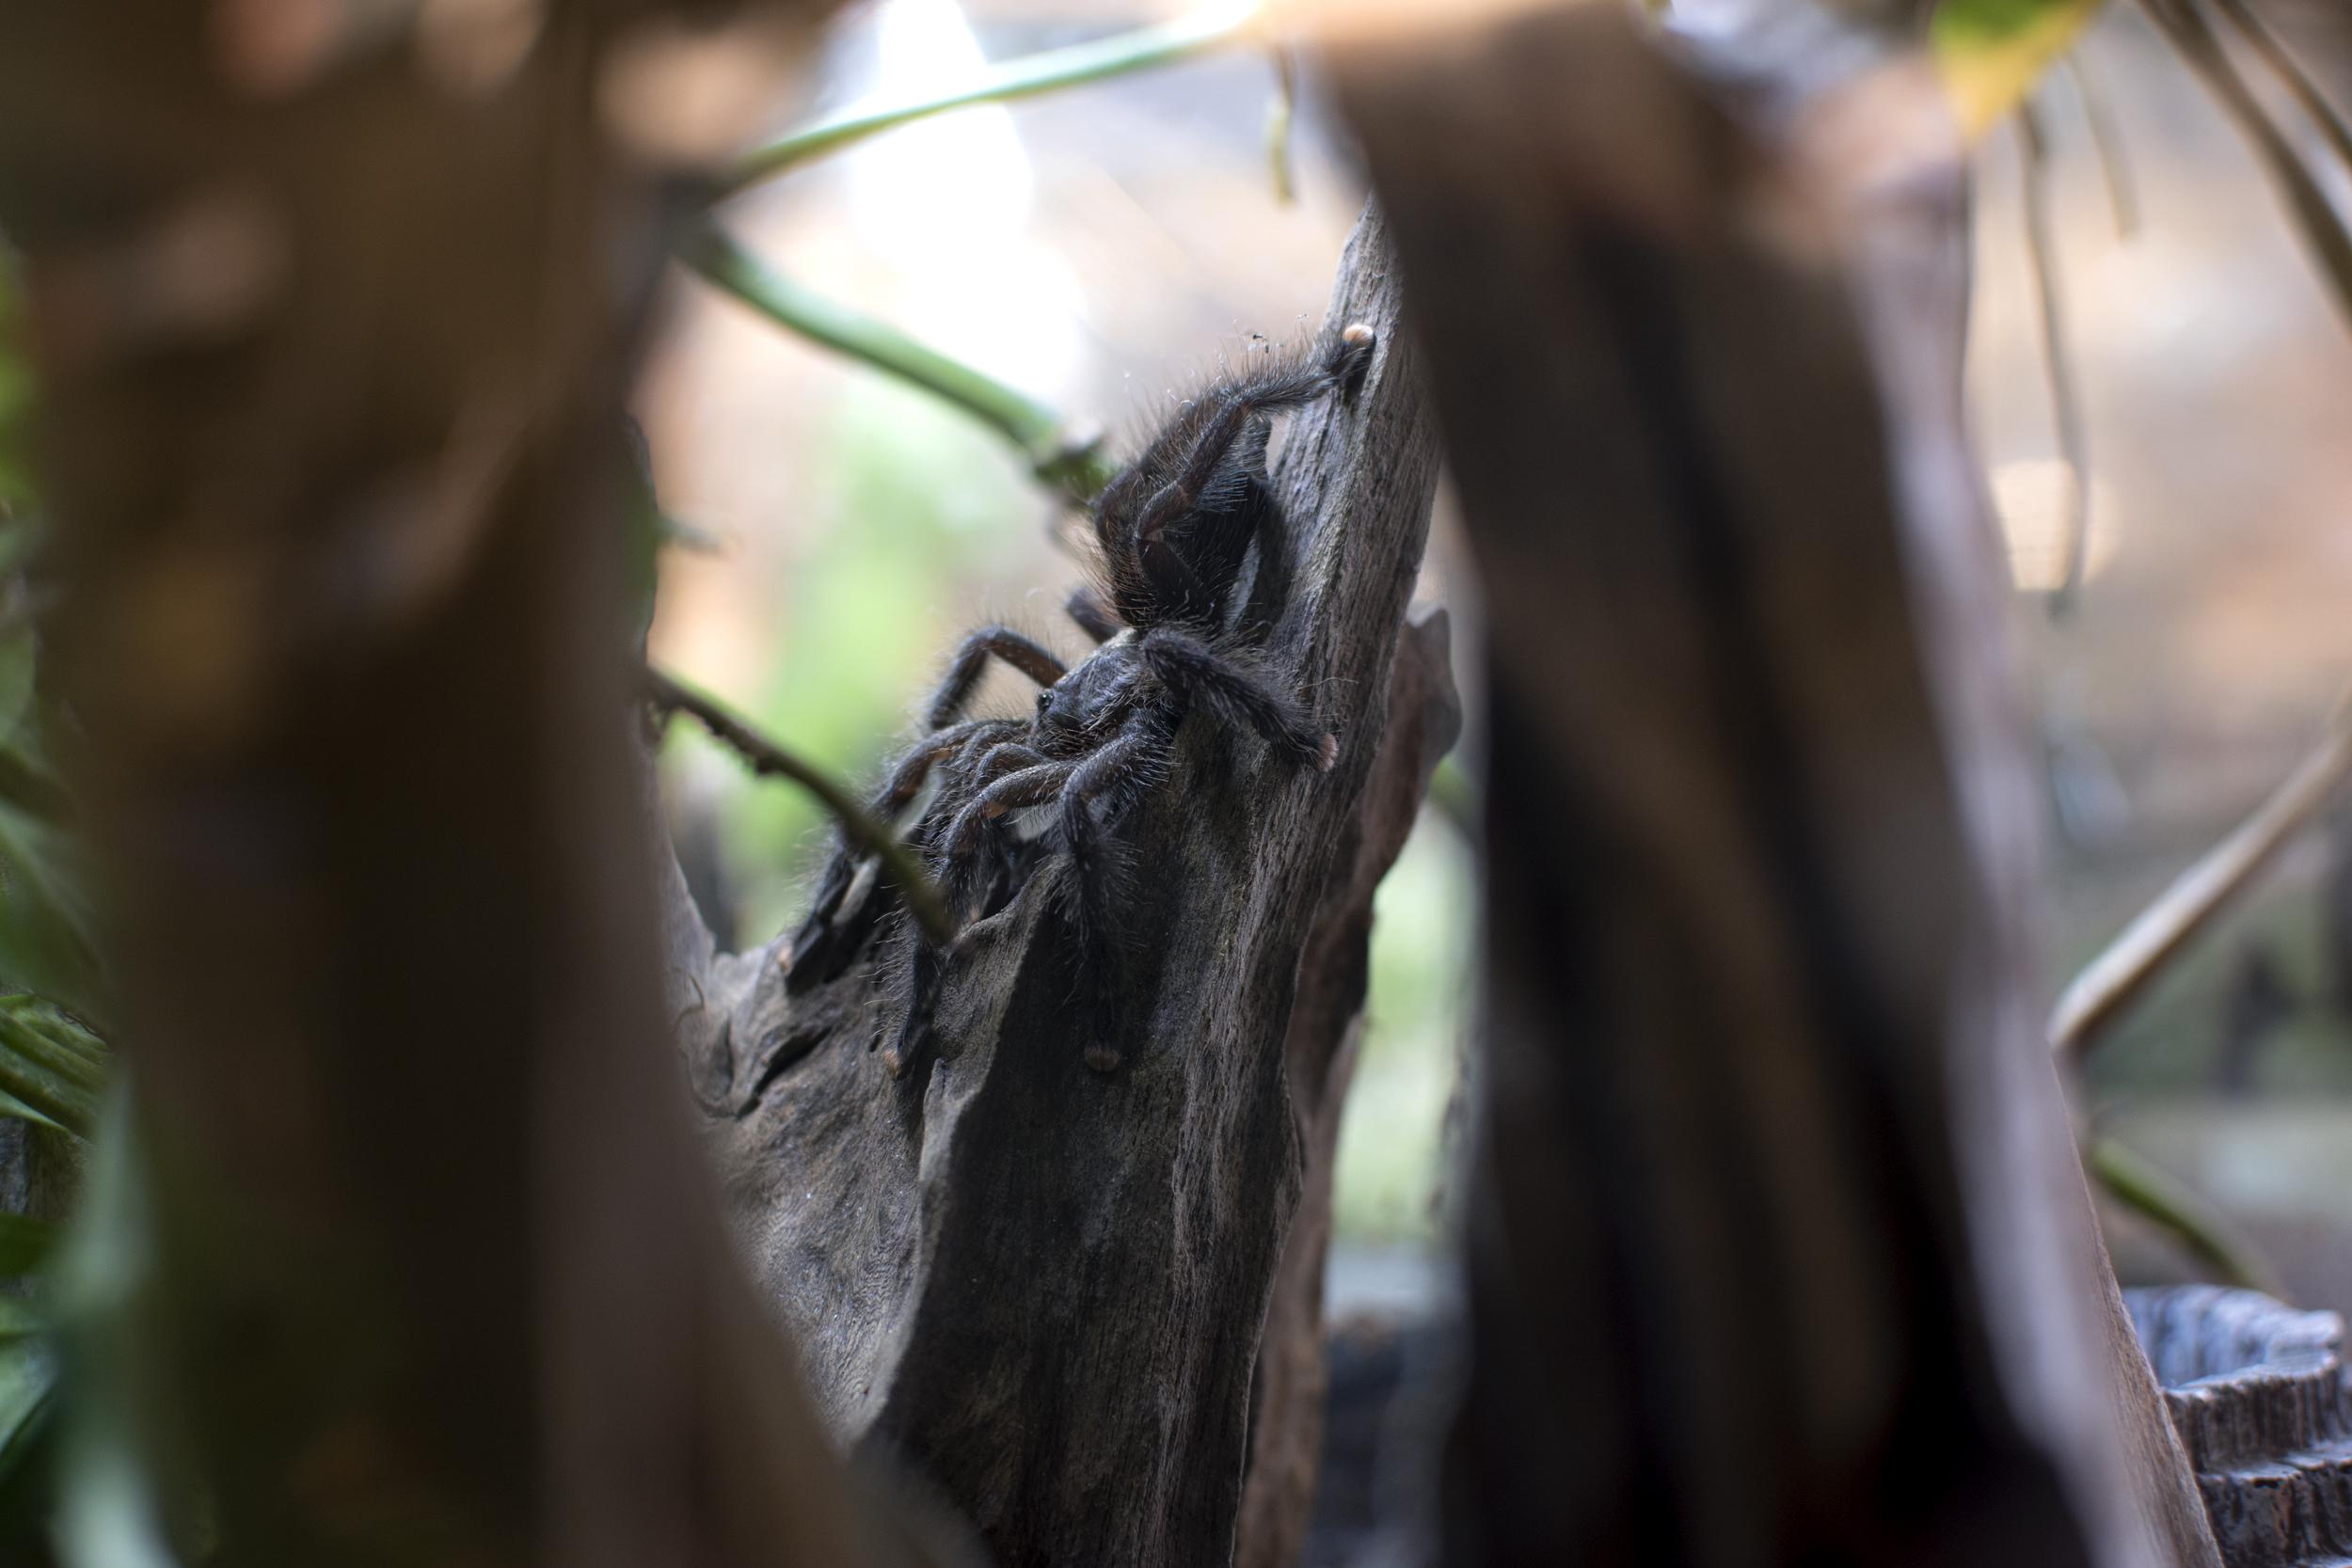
664 203 1442 1564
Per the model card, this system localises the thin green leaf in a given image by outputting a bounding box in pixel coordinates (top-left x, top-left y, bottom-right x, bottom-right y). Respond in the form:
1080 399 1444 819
0 1212 64 1279
0 750 74 827
0 1299 46 1342
720 0 1261 192
0 997 110 1075
2089 1134 2282 1295
0 1089 65 1136
0 1006 104 1095
0 816 107 1030
0 1015 100 1138
0 1338 56 1493
0 633 32 752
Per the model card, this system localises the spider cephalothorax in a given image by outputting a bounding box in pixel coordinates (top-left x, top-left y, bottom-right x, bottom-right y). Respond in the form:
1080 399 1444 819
787 324 1377 1074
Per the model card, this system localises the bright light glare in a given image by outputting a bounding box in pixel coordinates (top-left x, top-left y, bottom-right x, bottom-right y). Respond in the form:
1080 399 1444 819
843 0 1081 402
1992 458 2122 593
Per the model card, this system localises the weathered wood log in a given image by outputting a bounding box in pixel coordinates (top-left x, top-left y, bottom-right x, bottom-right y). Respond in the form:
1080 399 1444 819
1233 605 1461 1568
1329 8 2219 1568
664 204 1444 1565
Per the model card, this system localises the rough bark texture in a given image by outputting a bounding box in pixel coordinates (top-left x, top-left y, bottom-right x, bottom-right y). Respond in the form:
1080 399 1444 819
0 5 965 1564
1330 8 2214 1568
1232 606 1462 1568
2123 1284 2350 1568
666 205 1443 1567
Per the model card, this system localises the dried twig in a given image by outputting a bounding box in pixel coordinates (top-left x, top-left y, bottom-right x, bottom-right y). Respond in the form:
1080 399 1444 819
2050 693 2352 1066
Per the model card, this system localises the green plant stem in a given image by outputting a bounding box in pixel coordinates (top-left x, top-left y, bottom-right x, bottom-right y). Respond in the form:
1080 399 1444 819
718 0 1263 194
645 668 955 946
677 219 1116 503
2089 1134 2282 1297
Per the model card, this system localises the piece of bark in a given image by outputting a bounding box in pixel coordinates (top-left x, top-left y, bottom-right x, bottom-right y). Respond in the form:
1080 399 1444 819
1233 605 1462 1568
0 5 969 1565
1331 9 2210 1568
670 204 1443 1566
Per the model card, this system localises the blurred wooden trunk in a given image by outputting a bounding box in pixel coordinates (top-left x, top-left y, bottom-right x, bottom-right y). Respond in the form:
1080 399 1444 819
0 4 967 1563
1330 8 2222 1568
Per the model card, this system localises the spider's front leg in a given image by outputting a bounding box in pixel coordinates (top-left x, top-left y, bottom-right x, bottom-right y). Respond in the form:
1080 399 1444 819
926 625 1067 730
1139 629 1335 771
787 718 1012 991
1055 723 1166 1073
882 757 1081 1078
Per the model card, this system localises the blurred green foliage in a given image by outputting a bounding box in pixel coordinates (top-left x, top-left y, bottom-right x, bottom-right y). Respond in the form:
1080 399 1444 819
0 246 30 515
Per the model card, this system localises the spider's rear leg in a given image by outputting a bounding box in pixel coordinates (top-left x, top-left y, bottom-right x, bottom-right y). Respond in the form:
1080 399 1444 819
1140 628 1334 770
927 625 1066 731
1055 725 1163 1073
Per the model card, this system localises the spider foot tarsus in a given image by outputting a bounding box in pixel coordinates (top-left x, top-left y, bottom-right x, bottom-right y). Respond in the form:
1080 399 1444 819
1330 322 1376 400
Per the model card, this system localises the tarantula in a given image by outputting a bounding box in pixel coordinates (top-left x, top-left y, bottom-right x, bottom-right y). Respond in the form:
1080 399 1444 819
787 324 1377 1074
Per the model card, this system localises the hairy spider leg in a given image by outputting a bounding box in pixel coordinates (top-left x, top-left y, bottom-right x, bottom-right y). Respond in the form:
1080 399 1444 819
1063 585 1122 644
926 625 1068 731
1140 628 1335 769
1055 724 1164 1073
793 721 990 931
874 757 1076 1075
785 717 1021 992
976 740 1051 781
946 760 1079 860
1120 368 1334 626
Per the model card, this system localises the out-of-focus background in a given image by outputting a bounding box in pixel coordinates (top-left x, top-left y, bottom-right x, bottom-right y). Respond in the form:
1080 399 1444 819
1968 2 2352 1322
637 0 2352 1350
